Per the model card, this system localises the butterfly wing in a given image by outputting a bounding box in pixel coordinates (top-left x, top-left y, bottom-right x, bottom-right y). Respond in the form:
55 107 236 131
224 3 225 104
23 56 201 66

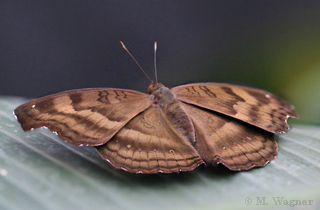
171 83 297 134
96 105 204 173
181 103 276 170
14 88 152 146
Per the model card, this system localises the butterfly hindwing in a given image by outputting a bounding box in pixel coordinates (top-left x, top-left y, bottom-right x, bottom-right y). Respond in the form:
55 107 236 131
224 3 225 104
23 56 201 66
96 105 204 173
14 88 152 146
181 103 277 170
172 83 297 134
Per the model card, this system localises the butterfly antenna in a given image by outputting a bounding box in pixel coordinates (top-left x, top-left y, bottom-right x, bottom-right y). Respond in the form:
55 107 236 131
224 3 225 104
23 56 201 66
154 41 158 83
120 41 152 83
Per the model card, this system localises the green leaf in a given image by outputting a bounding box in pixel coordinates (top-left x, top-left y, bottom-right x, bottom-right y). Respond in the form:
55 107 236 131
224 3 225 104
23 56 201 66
1 96 319 210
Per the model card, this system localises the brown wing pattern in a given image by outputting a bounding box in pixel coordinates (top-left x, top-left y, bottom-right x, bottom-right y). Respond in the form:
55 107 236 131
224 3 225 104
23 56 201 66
14 88 152 146
172 83 297 134
96 106 204 173
181 103 277 170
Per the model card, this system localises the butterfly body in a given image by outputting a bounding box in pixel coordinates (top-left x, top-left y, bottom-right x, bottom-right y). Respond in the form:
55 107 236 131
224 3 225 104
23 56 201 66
14 82 297 173
149 82 196 145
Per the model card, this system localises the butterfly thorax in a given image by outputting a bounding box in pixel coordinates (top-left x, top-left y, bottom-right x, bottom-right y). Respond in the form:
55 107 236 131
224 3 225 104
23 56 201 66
148 82 196 144
148 82 177 108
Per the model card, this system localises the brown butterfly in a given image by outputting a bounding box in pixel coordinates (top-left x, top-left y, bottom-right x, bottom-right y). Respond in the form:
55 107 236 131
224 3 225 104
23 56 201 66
14 42 297 174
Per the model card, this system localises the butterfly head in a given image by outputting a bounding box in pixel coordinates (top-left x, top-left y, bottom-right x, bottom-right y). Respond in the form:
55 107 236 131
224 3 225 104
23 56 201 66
148 81 162 94
148 81 177 106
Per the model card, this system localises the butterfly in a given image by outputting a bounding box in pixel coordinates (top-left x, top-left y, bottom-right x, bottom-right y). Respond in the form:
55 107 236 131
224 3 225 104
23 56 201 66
14 42 297 174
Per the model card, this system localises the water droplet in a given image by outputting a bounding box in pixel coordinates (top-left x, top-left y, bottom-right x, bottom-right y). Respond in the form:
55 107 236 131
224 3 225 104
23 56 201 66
79 144 84 146
127 144 131 149
32 105 36 108
0 169 8 176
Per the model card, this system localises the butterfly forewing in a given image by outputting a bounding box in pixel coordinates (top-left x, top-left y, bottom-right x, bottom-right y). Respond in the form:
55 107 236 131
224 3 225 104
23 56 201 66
96 106 204 173
181 103 277 170
172 83 297 134
14 88 152 146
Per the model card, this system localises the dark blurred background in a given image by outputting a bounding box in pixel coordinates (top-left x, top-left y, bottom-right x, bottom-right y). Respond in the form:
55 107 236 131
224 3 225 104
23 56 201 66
1 1 319 125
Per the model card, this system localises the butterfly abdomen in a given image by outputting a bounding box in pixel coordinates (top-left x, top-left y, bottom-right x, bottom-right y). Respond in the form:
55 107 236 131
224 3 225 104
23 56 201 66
164 102 196 144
